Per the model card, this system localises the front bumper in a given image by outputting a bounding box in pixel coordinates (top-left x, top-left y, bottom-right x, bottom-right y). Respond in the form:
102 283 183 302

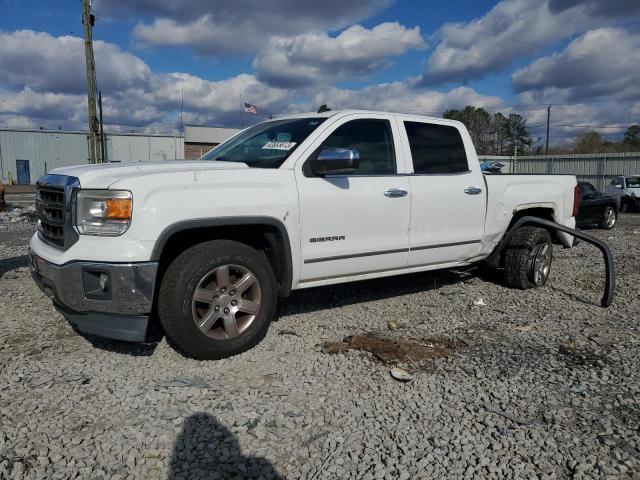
29 251 158 342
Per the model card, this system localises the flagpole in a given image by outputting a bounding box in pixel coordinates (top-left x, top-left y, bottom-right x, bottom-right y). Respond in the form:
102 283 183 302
240 95 244 129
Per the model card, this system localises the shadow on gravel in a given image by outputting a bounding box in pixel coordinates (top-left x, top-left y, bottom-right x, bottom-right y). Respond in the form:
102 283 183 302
170 413 282 480
0 254 29 277
74 330 160 357
278 268 477 319
547 284 599 306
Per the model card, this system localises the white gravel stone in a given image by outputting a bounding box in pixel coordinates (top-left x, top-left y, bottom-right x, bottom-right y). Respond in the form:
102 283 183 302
1 213 639 479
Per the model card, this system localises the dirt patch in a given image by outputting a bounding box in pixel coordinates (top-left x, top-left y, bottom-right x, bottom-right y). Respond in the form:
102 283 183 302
558 343 607 368
321 332 465 368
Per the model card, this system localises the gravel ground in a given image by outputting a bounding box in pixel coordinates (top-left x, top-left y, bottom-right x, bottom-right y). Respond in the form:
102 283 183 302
1 210 639 480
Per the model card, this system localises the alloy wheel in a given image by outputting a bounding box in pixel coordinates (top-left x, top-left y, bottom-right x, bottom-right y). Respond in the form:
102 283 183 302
191 264 262 340
604 208 616 228
531 243 552 286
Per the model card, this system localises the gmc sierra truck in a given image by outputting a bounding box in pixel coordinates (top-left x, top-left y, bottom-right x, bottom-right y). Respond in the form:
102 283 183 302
29 110 614 359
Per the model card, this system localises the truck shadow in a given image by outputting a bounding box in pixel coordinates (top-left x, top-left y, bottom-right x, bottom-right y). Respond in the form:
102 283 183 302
278 267 480 318
170 413 283 479
76 267 490 358
73 329 160 357
0 254 29 277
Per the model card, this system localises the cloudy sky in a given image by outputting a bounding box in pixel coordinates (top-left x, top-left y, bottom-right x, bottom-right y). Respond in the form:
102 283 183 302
0 0 638 144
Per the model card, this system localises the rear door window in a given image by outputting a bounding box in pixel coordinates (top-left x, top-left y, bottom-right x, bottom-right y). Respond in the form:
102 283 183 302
403 121 469 174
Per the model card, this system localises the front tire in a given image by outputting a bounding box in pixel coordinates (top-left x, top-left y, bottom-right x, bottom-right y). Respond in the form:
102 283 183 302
158 240 277 360
504 226 553 289
599 206 617 230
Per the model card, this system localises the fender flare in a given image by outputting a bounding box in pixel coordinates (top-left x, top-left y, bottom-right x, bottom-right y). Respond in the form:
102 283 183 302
151 216 293 297
492 216 615 307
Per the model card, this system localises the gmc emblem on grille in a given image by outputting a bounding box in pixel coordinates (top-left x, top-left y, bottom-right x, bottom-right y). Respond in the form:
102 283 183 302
310 236 345 243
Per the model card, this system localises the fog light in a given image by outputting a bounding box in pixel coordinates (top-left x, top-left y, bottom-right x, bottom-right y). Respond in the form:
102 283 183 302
99 273 109 291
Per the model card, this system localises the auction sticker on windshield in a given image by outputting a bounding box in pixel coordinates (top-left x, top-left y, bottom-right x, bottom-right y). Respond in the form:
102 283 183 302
262 141 297 150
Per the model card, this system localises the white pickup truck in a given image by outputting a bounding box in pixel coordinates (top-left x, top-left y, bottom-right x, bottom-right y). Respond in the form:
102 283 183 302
29 110 613 359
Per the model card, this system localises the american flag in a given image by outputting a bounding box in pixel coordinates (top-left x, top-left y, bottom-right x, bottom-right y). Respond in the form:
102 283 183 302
244 102 258 114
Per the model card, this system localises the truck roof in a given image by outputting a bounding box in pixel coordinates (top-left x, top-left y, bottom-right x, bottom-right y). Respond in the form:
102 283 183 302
272 109 448 123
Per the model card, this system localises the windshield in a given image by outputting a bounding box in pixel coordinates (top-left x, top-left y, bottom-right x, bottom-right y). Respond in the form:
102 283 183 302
201 118 326 168
626 176 640 188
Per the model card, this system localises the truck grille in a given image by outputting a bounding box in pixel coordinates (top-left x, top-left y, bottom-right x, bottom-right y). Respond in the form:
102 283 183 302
36 186 66 248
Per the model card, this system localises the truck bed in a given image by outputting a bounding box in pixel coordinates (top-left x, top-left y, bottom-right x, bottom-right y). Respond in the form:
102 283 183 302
477 174 577 259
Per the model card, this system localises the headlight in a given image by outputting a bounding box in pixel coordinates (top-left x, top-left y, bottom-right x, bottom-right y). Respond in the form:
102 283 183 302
76 190 132 236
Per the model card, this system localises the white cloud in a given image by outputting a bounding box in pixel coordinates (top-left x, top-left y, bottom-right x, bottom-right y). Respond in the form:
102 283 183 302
312 81 503 115
510 27 640 142
0 27 498 133
0 88 85 129
418 0 638 85
0 30 294 131
548 0 640 18
512 27 640 102
253 22 426 88
98 0 393 56
0 30 150 95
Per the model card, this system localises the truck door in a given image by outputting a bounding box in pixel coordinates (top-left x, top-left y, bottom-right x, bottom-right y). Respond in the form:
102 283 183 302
397 118 486 266
295 114 411 283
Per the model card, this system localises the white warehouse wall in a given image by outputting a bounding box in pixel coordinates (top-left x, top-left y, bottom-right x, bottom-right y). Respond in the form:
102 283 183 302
0 129 185 184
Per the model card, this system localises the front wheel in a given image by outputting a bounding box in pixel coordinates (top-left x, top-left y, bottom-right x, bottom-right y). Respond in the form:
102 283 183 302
504 226 553 289
158 240 277 360
599 206 617 230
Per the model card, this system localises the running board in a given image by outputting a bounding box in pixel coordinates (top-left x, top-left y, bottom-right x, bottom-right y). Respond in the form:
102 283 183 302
493 216 615 308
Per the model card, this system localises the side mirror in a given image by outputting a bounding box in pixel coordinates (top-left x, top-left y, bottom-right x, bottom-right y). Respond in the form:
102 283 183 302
310 148 359 176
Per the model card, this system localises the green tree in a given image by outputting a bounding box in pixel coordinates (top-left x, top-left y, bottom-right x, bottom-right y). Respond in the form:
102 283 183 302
573 131 608 153
443 106 493 154
505 114 532 154
492 112 509 155
623 125 640 146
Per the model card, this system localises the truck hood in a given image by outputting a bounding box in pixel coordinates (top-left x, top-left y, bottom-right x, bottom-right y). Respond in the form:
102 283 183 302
49 161 249 189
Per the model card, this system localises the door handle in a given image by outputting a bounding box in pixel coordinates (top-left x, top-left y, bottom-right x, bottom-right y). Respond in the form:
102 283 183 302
384 188 408 198
464 187 483 195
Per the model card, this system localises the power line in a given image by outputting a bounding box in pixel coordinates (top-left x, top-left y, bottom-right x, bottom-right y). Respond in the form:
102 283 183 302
529 124 631 130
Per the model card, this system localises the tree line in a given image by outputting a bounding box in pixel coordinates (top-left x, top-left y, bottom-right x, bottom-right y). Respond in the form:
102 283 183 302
443 106 532 156
442 106 640 156
551 126 640 154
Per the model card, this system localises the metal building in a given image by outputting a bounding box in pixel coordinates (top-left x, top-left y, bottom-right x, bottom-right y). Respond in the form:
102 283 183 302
479 152 640 191
0 128 185 184
184 125 240 159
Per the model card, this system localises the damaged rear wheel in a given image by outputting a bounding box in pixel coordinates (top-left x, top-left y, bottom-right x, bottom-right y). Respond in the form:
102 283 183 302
504 226 553 289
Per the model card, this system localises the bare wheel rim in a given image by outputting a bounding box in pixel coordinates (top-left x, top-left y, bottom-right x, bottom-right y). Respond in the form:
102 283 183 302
531 242 552 286
604 208 616 228
191 264 262 340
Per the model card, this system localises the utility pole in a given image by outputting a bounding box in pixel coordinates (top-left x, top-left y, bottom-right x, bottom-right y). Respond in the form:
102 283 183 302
180 88 184 135
83 0 100 163
240 95 245 129
545 105 551 155
98 91 107 162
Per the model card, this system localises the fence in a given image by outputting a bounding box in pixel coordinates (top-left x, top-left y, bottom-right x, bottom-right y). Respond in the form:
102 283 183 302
479 152 640 191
